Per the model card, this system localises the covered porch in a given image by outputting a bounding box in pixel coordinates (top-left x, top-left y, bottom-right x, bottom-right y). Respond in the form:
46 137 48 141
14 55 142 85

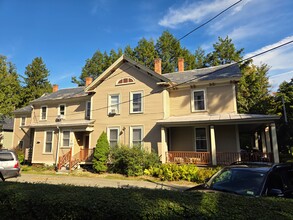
157 113 280 166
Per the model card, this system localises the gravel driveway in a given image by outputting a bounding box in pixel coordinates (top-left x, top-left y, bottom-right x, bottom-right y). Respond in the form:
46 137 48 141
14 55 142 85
6 173 191 191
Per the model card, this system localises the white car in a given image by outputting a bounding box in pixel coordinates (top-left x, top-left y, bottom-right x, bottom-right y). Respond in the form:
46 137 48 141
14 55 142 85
0 150 20 181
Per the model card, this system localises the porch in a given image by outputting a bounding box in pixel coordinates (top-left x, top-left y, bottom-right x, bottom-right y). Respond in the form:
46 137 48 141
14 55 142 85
166 151 273 166
157 113 280 166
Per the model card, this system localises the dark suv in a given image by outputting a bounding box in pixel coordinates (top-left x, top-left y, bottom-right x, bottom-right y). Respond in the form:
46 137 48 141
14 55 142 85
187 162 293 198
0 150 21 181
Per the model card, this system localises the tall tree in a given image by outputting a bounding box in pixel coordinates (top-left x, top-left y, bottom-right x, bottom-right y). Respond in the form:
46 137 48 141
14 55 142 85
0 55 21 116
206 36 244 66
133 38 158 69
194 47 207 68
21 57 51 106
274 78 293 150
237 63 273 114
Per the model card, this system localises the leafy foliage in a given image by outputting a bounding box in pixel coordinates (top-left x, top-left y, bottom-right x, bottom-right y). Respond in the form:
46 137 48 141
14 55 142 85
2 182 293 219
144 164 220 182
109 145 161 176
21 57 52 106
92 131 110 173
0 55 21 116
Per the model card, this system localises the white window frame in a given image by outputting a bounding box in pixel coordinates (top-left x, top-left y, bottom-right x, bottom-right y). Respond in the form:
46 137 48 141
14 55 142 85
62 131 71 148
108 94 121 115
130 126 144 147
44 131 54 154
130 91 143 114
191 89 206 112
86 101 91 119
58 104 66 118
194 127 209 152
20 116 26 126
107 127 120 147
40 106 48 120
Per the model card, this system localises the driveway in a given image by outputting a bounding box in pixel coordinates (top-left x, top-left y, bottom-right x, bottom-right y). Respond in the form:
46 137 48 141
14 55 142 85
6 173 192 191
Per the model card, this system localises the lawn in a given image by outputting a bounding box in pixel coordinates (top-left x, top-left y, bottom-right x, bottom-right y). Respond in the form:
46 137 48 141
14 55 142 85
1 182 293 219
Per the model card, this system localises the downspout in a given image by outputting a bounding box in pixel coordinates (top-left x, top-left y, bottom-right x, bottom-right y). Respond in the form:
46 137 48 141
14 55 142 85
55 125 61 170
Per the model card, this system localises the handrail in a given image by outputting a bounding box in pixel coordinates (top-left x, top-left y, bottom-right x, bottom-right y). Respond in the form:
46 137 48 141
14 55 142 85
58 149 72 170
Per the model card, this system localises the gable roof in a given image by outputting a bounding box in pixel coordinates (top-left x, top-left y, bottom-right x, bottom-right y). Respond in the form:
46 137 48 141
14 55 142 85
13 105 32 114
30 87 89 103
85 55 171 91
163 63 241 85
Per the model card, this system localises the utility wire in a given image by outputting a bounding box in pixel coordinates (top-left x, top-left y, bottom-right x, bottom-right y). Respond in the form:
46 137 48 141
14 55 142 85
39 39 293 119
177 0 242 41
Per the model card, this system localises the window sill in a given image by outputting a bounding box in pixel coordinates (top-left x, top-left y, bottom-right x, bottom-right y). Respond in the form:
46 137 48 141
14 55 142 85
42 152 53 155
130 112 143 114
191 110 207 113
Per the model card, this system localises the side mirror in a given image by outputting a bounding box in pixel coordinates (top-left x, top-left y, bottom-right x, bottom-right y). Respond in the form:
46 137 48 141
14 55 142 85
268 188 284 197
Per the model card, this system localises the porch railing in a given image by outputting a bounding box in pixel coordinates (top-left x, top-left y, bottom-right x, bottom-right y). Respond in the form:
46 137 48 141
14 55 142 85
58 149 72 170
166 151 273 165
167 151 211 165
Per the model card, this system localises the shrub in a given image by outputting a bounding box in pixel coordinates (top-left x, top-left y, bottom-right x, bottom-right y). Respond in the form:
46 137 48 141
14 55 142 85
109 145 161 176
144 164 220 183
92 131 110 173
13 147 25 164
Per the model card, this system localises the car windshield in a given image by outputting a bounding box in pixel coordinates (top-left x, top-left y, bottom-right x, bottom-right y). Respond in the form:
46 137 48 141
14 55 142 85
207 168 267 196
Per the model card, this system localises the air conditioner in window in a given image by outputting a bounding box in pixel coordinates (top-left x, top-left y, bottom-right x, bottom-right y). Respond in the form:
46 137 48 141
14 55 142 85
56 115 64 120
109 109 117 116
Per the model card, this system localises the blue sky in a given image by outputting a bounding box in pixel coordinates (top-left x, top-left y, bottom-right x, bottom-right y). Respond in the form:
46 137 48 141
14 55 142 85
0 0 292 91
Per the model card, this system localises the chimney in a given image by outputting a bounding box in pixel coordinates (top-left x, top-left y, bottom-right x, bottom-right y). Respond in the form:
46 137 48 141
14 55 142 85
154 58 161 74
85 77 93 86
52 84 58 92
178 58 184 72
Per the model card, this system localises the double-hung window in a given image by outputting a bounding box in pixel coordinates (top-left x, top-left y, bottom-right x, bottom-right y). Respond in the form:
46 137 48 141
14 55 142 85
86 101 91 119
45 131 53 153
195 128 207 152
59 104 66 117
63 131 70 147
109 94 120 114
192 90 206 111
108 127 119 147
41 106 47 120
20 117 26 126
130 126 143 146
130 91 143 113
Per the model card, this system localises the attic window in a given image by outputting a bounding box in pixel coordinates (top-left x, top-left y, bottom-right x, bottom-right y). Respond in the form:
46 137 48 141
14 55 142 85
116 77 135 86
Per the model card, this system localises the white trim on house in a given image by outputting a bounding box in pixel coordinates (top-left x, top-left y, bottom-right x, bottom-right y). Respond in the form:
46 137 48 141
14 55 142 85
85 100 91 119
108 93 121 115
191 89 207 112
58 104 66 118
20 116 26 126
61 130 71 148
43 130 54 154
194 126 209 152
40 105 48 121
130 91 144 114
130 125 144 147
107 126 120 147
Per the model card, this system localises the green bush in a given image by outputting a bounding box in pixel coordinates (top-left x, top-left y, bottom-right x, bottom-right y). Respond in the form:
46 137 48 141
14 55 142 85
109 145 161 176
13 147 24 164
144 164 220 183
92 131 110 173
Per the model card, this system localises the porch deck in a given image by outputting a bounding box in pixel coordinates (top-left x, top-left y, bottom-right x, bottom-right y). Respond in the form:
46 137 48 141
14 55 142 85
166 151 273 165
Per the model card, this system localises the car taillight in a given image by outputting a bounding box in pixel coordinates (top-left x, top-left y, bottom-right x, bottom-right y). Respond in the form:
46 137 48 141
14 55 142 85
14 162 19 168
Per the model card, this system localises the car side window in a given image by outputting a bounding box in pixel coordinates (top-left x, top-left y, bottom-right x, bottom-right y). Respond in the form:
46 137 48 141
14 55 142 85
266 173 284 192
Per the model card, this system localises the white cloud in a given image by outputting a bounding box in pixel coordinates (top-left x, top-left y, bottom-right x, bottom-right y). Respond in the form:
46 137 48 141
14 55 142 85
228 25 261 41
244 36 293 71
269 71 293 91
158 0 249 28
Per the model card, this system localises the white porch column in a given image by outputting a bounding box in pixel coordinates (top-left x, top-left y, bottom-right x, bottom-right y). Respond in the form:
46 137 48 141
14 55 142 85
270 123 279 163
210 125 217 165
254 132 259 150
265 126 272 153
261 130 267 154
160 126 168 163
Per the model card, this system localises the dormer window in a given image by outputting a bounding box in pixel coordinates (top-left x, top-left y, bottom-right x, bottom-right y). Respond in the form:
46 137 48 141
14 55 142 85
116 77 135 86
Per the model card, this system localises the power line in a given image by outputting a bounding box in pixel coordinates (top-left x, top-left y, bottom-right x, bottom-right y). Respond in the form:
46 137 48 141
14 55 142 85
37 39 293 119
177 0 242 42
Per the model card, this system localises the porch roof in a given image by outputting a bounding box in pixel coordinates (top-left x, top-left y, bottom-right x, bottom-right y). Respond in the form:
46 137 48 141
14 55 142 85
23 119 95 131
157 113 280 126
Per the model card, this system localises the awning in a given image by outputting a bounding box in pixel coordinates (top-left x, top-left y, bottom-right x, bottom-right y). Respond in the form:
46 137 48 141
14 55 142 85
157 113 279 127
22 119 95 131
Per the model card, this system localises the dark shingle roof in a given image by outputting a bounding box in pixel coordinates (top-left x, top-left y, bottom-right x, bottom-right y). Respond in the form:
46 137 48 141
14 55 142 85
31 87 88 103
13 105 32 114
163 63 241 84
0 117 14 131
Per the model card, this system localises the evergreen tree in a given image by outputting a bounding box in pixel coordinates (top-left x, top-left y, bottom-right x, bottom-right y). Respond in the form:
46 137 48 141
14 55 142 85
133 38 158 69
0 55 21 116
21 57 51 106
92 131 110 173
237 64 273 114
274 78 293 150
194 47 207 68
206 36 244 66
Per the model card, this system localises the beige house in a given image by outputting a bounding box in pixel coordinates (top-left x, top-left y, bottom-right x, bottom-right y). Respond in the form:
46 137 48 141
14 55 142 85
12 55 280 169
0 117 14 149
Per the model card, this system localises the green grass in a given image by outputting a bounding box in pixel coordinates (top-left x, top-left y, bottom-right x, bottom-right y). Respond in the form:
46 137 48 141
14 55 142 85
1 182 293 219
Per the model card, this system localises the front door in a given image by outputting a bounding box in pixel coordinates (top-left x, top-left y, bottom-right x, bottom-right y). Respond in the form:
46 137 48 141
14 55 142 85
83 135 89 161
